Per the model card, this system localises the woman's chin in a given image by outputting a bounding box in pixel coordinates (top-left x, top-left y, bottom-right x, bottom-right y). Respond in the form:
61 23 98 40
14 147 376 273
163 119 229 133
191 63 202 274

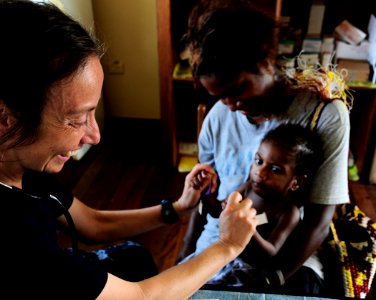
47 155 71 172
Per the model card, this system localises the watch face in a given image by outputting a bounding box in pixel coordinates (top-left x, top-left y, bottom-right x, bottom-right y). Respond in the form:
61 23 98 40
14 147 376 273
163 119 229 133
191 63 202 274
161 199 180 224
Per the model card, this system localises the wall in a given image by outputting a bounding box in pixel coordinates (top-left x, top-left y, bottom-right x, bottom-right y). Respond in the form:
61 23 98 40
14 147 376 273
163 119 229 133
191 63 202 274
58 0 95 31
58 0 105 131
92 0 160 119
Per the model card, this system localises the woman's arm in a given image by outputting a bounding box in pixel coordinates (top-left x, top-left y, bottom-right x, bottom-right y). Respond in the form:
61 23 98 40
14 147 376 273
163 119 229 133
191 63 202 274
97 192 258 300
60 164 217 243
276 203 335 279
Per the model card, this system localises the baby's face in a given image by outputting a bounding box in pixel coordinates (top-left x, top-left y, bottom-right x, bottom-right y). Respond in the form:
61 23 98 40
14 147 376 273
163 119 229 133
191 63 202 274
249 140 298 198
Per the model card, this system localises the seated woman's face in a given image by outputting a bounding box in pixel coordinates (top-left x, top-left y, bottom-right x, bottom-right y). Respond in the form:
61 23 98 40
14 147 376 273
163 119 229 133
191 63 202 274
199 63 275 122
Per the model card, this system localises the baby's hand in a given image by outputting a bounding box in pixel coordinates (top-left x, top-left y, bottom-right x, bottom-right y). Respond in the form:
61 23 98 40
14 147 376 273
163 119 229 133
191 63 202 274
221 200 228 210
176 164 217 213
190 169 216 192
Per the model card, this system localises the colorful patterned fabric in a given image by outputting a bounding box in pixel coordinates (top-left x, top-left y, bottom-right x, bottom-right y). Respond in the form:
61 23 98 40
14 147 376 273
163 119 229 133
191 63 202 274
328 204 376 298
309 100 375 298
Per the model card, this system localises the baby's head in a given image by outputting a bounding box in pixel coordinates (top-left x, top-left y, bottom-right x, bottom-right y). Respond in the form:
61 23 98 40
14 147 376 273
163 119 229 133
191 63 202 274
250 123 323 199
261 123 323 178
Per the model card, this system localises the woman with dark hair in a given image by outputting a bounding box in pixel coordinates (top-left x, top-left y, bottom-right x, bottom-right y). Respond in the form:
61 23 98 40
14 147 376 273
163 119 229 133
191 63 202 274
182 0 351 296
0 1 258 299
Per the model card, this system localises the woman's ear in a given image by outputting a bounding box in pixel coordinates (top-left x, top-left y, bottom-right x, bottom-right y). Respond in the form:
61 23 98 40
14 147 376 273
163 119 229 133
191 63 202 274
0 100 14 135
290 175 308 191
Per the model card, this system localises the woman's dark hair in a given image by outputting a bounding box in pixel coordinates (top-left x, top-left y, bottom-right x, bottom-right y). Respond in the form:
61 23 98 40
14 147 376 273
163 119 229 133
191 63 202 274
184 0 280 82
262 123 323 178
0 0 104 148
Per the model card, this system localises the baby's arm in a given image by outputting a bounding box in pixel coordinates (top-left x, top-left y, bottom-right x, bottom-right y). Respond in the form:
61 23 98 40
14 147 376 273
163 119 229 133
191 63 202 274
221 183 250 210
253 206 300 257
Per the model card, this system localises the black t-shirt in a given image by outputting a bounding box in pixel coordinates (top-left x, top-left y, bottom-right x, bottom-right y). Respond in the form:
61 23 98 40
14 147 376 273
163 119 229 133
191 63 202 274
1 171 107 299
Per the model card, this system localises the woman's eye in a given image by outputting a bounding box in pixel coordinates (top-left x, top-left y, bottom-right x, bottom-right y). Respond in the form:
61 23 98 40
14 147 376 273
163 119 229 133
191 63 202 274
70 118 87 128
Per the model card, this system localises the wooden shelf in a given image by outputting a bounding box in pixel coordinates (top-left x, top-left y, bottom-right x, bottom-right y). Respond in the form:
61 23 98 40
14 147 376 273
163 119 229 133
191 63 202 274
349 87 376 181
157 0 376 173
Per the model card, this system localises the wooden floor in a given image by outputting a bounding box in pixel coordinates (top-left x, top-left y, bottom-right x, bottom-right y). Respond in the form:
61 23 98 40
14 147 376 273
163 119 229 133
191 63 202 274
55 118 191 272
55 117 376 276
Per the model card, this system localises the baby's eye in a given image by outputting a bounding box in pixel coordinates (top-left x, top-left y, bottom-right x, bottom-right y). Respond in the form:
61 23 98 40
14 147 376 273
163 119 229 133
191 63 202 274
254 158 262 166
271 165 282 174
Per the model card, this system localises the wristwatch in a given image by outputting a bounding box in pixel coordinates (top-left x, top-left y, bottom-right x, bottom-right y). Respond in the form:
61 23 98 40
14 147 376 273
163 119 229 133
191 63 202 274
160 199 180 224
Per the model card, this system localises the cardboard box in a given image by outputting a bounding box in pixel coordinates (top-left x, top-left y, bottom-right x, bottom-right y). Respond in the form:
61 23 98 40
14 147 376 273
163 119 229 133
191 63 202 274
307 0 325 35
321 53 333 68
336 59 370 82
321 36 335 53
335 20 367 45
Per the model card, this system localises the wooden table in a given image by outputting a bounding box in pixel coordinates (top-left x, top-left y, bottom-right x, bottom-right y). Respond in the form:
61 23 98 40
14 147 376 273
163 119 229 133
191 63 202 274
189 289 338 299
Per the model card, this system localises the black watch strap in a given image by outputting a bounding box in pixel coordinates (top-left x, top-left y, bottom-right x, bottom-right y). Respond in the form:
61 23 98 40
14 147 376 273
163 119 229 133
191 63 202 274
160 199 180 224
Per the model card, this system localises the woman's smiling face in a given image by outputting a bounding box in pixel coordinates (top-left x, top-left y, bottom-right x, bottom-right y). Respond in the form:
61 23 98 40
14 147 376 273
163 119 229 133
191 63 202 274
10 56 104 174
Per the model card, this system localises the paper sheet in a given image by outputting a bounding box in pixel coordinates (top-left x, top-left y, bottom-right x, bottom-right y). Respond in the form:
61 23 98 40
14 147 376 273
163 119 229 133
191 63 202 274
368 14 376 83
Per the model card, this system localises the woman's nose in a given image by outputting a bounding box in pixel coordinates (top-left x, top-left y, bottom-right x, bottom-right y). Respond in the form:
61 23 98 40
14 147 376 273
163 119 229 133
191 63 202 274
82 117 101 145
222 97 239 111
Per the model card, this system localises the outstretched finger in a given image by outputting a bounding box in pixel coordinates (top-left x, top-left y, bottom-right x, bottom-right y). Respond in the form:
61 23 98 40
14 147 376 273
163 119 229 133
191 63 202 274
225 192 255 214
225 191 243 206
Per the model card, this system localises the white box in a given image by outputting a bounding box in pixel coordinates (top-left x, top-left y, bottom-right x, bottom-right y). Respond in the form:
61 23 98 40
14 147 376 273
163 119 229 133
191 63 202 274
335 41 370 61
370 147 376 184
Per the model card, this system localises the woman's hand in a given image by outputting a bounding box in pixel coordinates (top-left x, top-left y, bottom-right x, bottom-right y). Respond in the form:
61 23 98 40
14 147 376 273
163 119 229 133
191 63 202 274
174 163 217 216
219 191 258 254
